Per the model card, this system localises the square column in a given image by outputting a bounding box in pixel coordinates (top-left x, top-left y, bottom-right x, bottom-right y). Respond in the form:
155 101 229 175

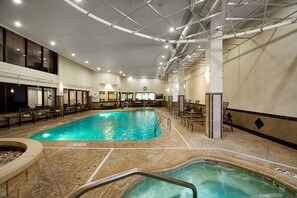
177 67 185 116
205 14 223 138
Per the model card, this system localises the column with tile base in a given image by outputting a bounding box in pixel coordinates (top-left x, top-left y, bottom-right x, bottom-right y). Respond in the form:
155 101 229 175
205 14 223 138
177 67 185 116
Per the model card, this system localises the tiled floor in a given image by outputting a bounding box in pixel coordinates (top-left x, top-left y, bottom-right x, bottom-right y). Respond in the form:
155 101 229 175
1 107 296 197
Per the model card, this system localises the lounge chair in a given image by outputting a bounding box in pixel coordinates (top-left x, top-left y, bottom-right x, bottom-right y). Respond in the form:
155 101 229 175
19 108 34 126
223 102 233 131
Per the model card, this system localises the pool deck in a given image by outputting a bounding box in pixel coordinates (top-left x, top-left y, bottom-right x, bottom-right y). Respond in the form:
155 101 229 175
1 107 296 197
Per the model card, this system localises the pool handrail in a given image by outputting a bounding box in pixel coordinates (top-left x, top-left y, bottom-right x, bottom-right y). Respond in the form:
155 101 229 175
67 168 198 198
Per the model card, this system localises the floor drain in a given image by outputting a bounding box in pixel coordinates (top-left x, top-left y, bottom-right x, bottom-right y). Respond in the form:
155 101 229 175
275 168 297 179
68 143 87 147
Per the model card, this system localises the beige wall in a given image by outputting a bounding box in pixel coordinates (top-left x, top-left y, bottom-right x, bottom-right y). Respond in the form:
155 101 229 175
223 21 297 117
121 78 165 100
0 61 58 87
185 66 206 104
58 56 92 91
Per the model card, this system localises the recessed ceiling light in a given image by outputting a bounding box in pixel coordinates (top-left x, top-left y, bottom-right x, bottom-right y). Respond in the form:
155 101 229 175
107 70 110 72
160 62 163 65
158 67 160 70
120 70 122 74
16 48 20 51
13 0 22 4
123 74 126 76
85 60 89 64
50 41 56 46
14 21 22 27
169 27 175 32
198 46 201 48
161 55 165 58
71 53 76 57
164 45 169 49
97 67 100 70
75 0 82 2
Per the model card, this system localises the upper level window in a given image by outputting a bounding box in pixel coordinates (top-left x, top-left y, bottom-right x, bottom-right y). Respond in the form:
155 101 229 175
27 40 42 70
5 30 25 66
0 27 3 61
77 91 82 104
43 48 57 74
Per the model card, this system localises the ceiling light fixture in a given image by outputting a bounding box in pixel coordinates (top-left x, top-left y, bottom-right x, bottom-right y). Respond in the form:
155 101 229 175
50 41 56 46
14 21 22 27
75 0 82 2
107 70 110 72
85 60 89 64
120 71 123 74
198 46 201 48
160 62 163 65
71 53 76 57
169 27 175 32
97 67 100 70
13 0 22 4
161 55 165 58
164 45 169 49
123 74 126 76
158 67 160 70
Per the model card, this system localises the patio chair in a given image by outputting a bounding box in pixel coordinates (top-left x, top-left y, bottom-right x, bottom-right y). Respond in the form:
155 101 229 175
223 102 233 131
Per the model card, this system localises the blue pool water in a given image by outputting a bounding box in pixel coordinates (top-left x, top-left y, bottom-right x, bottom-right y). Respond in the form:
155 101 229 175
125 161 295 198
30 110 161 140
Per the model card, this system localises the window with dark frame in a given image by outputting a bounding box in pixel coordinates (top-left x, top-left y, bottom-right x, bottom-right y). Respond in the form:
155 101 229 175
0 27 3 61
1 27 58 75
27 40 42 70
5 30 25 67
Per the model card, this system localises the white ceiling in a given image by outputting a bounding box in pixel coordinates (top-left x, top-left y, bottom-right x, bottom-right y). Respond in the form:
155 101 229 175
0 0 296 79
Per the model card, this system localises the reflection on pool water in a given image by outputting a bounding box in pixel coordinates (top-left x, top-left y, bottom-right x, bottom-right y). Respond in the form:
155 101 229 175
30 110 161 141
125 161 295 198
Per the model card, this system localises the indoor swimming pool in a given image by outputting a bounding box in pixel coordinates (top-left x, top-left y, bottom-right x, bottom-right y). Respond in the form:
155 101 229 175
125 161 295 198
30 109 161 140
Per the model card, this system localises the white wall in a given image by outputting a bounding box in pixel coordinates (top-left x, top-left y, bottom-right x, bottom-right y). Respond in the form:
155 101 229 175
120 78 165 94
0 61 58 88
223 17 297 117
184 66 206 104
58 55 92 90
91 72 121 102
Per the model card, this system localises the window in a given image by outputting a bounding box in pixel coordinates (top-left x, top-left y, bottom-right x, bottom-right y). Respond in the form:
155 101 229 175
5 30 25 66
0 27 3 61
135 92 155 101
63 89 69 105
6 84 27 112
82 91 88 104
99 91 108 102
121 92 133 101
0 84 4 113
27 40 42 70
27 87 43 108
77 91 82 104
108 92 117 101
43 48 57 74
44 88 56 107
69 90 76 105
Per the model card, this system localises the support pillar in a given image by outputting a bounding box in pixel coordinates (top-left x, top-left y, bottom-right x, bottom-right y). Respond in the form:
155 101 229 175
205 14 223 139
177 67 185 116
168 96 173 110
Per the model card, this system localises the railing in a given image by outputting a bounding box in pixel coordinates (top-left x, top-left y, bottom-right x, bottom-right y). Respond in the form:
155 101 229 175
154 116 171 136
67 168 198 198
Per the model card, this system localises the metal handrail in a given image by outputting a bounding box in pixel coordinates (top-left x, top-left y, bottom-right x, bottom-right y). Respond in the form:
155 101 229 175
67 168 198 198
154 116 165 134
